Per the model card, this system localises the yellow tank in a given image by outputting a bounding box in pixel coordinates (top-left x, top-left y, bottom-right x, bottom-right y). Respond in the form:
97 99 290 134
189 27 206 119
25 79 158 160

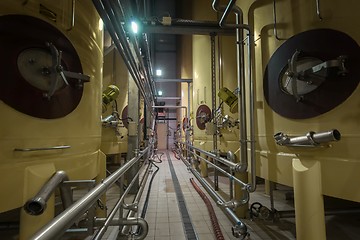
0 0 105 220
235 0 360 203
101 45 129 155
192 0 240 155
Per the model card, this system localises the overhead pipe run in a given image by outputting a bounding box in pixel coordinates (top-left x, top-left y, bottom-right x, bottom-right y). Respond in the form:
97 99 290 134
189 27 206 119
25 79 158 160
212 0 256 192
92 0 155 113
274 129 341 147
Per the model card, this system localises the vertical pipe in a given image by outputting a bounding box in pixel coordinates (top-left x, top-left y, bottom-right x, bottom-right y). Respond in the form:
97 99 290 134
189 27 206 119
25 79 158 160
210 34 219 190
292 158 326 240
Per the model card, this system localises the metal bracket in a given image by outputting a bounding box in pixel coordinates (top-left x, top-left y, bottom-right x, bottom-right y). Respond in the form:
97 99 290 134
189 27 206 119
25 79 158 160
285 50 347 101
45 42 90 99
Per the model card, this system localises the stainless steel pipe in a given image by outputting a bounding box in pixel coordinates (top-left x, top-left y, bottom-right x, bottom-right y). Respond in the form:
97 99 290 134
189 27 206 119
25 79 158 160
212 0 257 192
274 129 341 146
178 152 248 238
189 144 244 172
30 147 149 240
91 162 150 240
24 171 72 216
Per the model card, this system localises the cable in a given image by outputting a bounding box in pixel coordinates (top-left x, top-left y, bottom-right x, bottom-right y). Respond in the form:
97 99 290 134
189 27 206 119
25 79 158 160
136 160 159 234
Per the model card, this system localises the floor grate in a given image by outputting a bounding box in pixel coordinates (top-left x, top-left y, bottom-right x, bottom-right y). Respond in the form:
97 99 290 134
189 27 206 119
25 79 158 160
166 151 198 240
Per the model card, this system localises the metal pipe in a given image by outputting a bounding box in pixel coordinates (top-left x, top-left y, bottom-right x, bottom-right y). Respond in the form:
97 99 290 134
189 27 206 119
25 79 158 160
102 0 149 98
14 145 70 152
216 0 256 192
274 129 341 147
93 0 154 112
189 148 249 189
30 147 149 240
189 144 244 171
92 163 150 240
178 152 248 238
121 162 151 235
24 171 72 216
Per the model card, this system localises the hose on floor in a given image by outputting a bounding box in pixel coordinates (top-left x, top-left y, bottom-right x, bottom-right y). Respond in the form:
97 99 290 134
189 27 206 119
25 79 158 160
190 178 225 240
136 160 159 234
172 147 180 160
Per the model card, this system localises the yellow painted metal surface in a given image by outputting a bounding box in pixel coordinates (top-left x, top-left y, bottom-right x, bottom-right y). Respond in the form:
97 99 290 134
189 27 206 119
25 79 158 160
0 0 105 217
101 45 129 154
293 158 326 240
235 0 360 202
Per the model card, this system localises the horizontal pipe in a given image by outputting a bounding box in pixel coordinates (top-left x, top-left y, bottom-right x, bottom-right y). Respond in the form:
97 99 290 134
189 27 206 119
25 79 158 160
30 147 149 240
189 144 243 171
189 148 249 189
274 129 341 146
178 153 248 238
24 171 71 216
14 145 70 152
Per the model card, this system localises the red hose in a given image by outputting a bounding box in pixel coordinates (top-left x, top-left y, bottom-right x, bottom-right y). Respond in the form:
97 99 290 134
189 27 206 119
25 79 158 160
190 178 225 240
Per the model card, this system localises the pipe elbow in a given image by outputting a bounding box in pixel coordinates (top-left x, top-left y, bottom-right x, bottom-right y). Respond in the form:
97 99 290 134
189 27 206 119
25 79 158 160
234 162 247 172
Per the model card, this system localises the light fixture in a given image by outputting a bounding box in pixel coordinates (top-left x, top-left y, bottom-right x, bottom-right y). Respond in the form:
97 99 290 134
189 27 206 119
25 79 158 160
158 90 163 96
99 18 103 31
131 20 138 34
156 69 162 76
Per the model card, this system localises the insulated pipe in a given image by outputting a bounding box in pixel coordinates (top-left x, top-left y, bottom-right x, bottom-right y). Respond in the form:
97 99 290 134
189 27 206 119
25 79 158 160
274 129 341 146
30 147 149 240
178 153 248 238
24 171 72 216
214 0 256 192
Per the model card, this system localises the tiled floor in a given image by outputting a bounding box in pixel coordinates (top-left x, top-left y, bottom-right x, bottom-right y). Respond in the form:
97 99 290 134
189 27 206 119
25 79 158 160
104 151 298 240
103 151 360 240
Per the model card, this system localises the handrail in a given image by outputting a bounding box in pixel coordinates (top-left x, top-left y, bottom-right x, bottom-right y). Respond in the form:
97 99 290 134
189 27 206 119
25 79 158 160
30 147 149 240
181 142 249 189
92 162 151 240
177 149 249 239
188 144 242 171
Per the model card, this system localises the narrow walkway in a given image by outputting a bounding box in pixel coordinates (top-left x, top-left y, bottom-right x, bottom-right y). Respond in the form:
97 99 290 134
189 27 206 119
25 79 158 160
137 151 243 240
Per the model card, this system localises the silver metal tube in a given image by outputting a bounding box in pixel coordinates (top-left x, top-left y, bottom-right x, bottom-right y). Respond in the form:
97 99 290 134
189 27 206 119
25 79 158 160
24 171 71 216
30 147 149 240
92 163 150 240
274 129 341 146
212 0 256 192
191 149 248 188
179 153 248 238
121 218 148 240
14 145 70 152
93 217 149 240
93 0 154 112
189 144 241 170
121 164 151 235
